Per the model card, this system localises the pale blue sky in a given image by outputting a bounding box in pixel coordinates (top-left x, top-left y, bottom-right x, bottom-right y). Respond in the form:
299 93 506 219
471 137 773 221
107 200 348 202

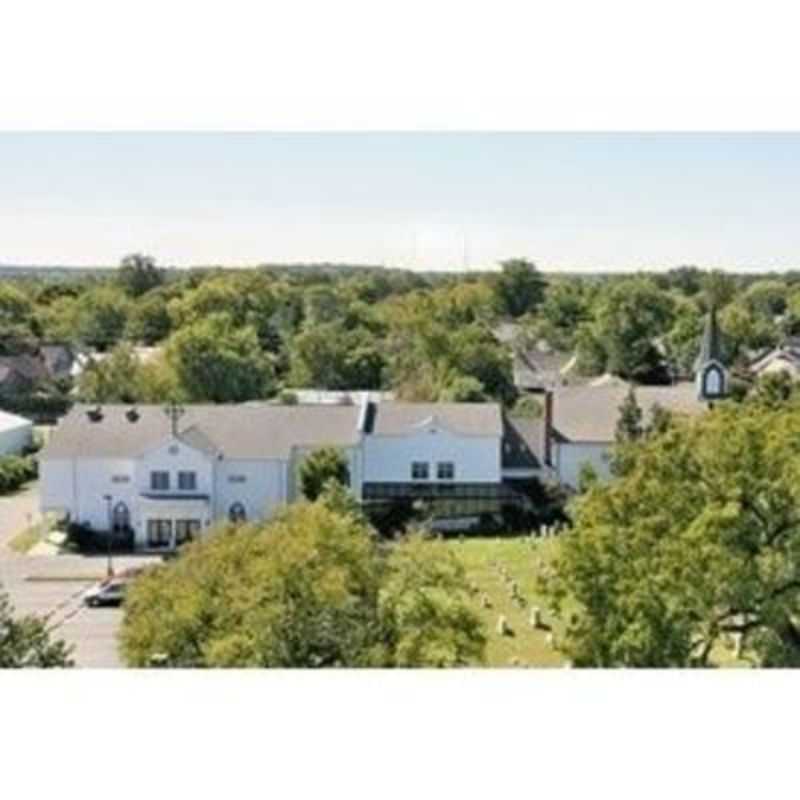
2 133 800 271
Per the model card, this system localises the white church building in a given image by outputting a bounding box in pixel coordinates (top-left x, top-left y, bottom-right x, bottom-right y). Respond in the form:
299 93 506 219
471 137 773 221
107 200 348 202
40 400 511 550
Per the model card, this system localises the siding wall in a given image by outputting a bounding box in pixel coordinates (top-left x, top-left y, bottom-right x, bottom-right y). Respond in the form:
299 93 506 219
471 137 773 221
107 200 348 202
554 441 613 488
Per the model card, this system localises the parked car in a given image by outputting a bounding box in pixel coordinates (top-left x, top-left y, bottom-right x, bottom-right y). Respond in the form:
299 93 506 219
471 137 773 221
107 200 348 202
83 578 128 607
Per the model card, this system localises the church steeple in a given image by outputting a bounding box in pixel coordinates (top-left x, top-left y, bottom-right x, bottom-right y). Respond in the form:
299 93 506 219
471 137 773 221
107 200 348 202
695 306 727 402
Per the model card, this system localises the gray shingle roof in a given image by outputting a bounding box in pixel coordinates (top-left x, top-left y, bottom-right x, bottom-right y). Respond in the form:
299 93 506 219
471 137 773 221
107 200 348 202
369 403 503 437
551 383 706 443
502 416 545 469
41 404 362 460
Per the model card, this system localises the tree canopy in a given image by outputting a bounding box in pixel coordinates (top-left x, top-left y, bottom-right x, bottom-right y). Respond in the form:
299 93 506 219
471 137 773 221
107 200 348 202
0 588 73 668
119 495 485 667
546 400 800 667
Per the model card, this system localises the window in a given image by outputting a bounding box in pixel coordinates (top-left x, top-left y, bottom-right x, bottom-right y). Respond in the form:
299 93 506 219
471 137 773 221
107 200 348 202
175 519 201 545
146 519 172 548
437 462 455 480
178 471 197 491
411 462 429 480
111 502 130 532
228 475 247 484
150 471 170 491
229 502 247 523
111 475 130 484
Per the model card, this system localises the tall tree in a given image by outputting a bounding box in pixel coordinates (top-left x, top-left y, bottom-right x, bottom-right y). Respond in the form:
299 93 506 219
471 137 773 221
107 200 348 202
117 253 165 297
493 258 547 318
546 401 800 667
166 313 274 402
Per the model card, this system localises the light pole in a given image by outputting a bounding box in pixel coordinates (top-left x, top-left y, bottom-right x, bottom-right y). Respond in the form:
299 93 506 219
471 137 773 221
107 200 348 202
103 494 114 577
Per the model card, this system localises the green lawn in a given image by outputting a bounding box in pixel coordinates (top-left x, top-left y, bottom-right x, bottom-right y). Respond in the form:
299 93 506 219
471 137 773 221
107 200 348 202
444 536 568 668
8 521 45 554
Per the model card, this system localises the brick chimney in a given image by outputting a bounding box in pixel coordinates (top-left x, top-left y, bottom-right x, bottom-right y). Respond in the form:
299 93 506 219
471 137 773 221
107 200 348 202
542 390 553 468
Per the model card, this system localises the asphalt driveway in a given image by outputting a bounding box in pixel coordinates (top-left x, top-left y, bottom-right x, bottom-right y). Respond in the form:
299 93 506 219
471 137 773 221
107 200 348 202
0 549 161 668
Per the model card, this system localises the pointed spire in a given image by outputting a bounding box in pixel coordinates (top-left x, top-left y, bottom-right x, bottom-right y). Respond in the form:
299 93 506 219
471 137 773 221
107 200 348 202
696 306 723 370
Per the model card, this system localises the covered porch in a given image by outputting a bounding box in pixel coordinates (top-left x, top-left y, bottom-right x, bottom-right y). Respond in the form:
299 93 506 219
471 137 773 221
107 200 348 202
136 494 212 552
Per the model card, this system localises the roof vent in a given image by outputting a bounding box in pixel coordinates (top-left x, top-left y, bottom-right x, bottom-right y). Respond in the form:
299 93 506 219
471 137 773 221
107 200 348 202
87 405 103 422
126 406 140 423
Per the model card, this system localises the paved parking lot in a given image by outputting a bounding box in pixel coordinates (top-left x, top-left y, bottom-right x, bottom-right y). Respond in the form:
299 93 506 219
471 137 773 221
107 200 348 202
0 481 163 668
0 552 161 668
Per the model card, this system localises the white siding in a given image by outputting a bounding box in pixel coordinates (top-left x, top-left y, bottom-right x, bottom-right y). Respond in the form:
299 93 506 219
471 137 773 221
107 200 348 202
215 459 287 522
554 442 613 488
39 458 75 513
363 428 500 484
136 438 213 497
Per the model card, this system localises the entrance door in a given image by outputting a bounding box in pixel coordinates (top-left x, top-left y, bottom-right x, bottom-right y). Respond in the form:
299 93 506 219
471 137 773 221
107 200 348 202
146 519 173 550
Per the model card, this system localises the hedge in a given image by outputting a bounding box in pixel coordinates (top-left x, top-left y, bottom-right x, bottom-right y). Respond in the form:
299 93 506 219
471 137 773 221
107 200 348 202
0 455 38 495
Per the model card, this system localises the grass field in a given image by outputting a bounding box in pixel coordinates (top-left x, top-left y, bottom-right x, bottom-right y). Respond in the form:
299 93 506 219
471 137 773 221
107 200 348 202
444 536 568 668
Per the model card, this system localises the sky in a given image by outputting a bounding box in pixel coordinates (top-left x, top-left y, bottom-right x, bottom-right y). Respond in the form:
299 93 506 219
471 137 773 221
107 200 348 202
2 132 800 272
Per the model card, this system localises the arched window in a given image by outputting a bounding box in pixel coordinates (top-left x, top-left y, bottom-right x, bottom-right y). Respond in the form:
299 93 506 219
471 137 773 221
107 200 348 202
112 501 130 532
704 365 723 397
229 502 247 523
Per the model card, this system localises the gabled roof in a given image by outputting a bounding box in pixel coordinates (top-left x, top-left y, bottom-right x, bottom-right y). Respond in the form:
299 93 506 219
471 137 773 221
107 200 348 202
551 383 706 443
695 307 724 370
502 416 545 469
368 403 503 438
41 404 362 460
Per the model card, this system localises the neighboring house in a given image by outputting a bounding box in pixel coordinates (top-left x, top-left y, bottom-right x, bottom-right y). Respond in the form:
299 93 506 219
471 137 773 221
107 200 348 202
748 337 800 381
492 322 576 392
0 355 49 396
540 383 707 487
0 409 34 456
39 344 77 382
534 310 728 488
40 400 531 550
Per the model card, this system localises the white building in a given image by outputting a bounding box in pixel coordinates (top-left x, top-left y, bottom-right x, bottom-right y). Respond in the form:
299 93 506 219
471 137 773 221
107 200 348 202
540 383 707 488
40 401 520 550
0 409 33 456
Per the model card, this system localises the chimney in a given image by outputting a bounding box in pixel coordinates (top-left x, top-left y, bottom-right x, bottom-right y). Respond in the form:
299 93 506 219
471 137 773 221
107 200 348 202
542 390 553 468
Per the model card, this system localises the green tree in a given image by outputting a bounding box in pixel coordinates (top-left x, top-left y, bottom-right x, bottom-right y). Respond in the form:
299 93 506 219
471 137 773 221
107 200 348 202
126 291 172 344
166 313 274 403
379 534 486 667
119 501 485 667
288 322 384 390
0 587 73 667
299 447 350 501
749 371 797 409
593 279 674 380
75 286 131 351
117 253 165 297
0 283 35 354
76 344 143 403
615 387 643 443
546 402 800 667
493 258 547 318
